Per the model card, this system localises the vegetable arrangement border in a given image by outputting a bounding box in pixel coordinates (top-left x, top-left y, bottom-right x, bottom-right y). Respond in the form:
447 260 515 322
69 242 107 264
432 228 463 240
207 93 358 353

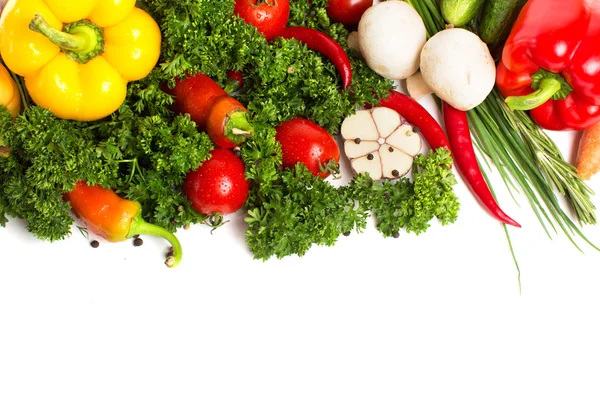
0 0 459 266
0 0 598 270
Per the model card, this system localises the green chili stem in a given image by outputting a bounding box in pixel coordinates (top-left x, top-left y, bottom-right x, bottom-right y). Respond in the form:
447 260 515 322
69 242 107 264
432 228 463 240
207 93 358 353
129 215 183 268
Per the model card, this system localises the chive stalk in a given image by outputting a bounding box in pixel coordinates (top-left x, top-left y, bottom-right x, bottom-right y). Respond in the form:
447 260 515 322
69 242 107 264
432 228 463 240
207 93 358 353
408 0 598 253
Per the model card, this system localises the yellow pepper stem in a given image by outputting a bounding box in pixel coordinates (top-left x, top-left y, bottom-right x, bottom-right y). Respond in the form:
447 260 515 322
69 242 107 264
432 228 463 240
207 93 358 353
29 14 105 64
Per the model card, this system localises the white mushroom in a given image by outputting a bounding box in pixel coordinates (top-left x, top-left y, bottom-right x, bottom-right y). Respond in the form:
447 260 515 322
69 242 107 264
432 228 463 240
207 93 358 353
340 107 423 180
357 1 427 80
419 28 496 111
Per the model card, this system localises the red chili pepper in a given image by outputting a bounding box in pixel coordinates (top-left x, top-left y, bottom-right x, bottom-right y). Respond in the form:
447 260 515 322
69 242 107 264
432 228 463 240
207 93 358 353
496 0 600 131
165 73 254 148
378 90 451 152
278 26 352 89
166 73 227 128
442 102 521 228
65 181 184 267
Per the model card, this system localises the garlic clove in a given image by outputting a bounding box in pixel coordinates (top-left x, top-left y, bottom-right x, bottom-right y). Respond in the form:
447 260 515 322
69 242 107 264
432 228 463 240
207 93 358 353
340 109 379 141
379 144 414 179
344 139 380 159
406 71 433 101
351 151 383 180
347 31 361 57
386 124 422 157
371 107 401 138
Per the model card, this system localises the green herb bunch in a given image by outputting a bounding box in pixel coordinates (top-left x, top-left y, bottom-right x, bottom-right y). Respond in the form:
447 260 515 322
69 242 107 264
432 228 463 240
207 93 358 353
0 0 461 260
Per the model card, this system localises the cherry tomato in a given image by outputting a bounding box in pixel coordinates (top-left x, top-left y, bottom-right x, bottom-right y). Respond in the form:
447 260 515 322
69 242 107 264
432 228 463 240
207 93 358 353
234 0 290 41
184 149 250 215
275 118 341 179
326 0 373 26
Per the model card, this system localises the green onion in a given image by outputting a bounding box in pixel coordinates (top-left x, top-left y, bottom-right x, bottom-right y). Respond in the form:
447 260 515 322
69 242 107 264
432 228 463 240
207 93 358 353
407 0 598 251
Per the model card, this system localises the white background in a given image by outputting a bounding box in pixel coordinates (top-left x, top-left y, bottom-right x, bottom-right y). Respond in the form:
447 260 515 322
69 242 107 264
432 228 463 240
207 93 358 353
1 0 600 391
2 92 600 399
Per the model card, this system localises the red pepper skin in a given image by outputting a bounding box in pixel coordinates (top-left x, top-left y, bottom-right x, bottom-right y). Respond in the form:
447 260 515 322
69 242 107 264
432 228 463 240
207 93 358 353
442 102 521 228
496 0 600 131
226 70 244 89
378 90 451 152
278 26 352 89
166 73 227 128
166 73 254 148
65 182 184 267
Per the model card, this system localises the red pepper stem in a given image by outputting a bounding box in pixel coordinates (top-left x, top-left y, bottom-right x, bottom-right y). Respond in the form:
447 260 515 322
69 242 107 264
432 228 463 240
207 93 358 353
505 78 562 111
128 215 183 268
226 111 254 143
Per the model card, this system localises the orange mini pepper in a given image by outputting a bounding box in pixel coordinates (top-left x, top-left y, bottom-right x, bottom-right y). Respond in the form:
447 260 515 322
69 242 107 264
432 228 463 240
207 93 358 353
65 181 183 268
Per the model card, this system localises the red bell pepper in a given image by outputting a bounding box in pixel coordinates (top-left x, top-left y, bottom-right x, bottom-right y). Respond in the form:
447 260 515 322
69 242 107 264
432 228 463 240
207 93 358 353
496 0 600 131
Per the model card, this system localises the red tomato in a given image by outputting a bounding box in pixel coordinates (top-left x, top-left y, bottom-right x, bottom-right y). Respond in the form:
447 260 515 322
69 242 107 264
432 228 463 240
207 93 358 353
184 149 250 215
234 0 290 41
326 0 372 26
275 118 341 179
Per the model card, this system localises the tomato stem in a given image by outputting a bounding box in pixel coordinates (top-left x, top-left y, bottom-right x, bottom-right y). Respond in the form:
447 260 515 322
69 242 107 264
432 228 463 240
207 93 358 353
320 159 342 180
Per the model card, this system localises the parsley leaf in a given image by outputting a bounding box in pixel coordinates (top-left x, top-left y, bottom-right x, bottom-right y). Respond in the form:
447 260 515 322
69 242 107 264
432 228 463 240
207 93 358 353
245 149 461 260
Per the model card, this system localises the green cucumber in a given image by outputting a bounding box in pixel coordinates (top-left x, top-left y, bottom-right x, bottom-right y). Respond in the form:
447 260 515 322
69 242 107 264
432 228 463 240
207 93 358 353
479 0 528 48
441 0 485 27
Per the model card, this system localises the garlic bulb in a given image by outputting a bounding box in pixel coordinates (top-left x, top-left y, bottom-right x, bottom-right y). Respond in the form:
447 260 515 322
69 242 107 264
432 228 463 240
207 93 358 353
340 107 422 180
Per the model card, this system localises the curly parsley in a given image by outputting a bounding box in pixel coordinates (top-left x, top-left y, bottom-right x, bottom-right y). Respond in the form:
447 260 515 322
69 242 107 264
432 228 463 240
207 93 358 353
0 0 460 260
245 149 460 260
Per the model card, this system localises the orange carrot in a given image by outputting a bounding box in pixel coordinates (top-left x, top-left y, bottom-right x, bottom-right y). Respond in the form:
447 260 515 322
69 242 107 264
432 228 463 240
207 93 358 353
576 121 600 180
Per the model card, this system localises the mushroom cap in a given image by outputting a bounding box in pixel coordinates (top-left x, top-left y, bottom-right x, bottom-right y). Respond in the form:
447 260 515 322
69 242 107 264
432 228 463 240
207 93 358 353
357 1 427 80
420 28 496 111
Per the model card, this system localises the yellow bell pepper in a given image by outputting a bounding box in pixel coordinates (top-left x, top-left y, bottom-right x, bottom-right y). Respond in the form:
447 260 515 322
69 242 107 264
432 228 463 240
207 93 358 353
1 63 20 157
0 0 161 122
0 63 21 118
